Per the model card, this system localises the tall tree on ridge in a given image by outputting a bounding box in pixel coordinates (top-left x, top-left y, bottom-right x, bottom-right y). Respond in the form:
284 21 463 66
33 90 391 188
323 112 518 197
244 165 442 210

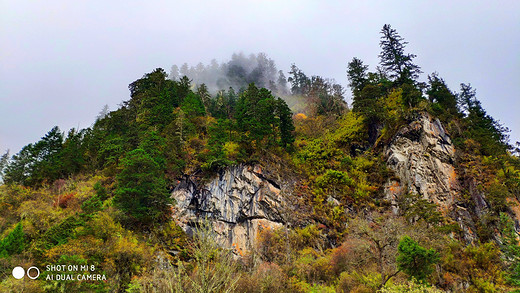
347 57 369 99
379 24 421 84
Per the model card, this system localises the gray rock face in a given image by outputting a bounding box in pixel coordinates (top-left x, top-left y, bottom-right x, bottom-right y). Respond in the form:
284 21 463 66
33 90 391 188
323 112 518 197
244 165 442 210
384 112 460 210
171 164 286 253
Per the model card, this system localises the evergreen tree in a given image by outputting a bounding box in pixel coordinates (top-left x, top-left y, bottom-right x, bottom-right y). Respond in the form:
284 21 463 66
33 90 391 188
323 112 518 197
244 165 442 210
427 73 458 114
277 70 288 95
276 97 295 149
235 84 277 148
197 83 211 113
114 148 171 228
401 83 423 108
457 83 478 115
0 150 9 183
458 83 508 155
347 57 369 98
3 144 36 185
128 68 177 130
177 76 192 102
60 128 87 176
288 64 310 95
353 84 383 124
379 24 421 84
396 235 439 282
181 92 206 118
0 222 25 257
4 126 64 186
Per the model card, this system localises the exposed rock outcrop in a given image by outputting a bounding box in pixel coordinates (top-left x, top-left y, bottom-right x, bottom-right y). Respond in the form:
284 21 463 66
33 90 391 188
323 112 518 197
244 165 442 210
171 165 287 253
384 112 460 211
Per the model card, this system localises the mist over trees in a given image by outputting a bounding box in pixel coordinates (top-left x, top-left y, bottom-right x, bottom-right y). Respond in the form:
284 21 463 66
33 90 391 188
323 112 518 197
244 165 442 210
170 52 287 95
171 52 348 117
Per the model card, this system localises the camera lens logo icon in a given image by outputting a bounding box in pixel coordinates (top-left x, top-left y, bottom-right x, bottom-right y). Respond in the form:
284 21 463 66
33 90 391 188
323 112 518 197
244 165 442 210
12 266 40 279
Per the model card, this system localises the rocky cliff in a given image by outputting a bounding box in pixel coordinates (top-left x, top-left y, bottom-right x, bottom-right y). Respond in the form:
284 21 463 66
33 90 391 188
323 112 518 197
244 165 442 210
384 112 460 211
382 112 485 242
171 165 288 253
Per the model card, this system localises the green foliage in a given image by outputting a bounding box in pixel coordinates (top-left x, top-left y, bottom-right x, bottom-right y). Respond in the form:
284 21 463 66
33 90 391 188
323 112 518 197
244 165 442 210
331 111 367 150
60 128 88 176
397 193 443 224
297 138 344 175
288 64 347 116
2 41 519 293
31 215 84 258
181 92 206 118
347 57 369 98
381 279 444 293
315 170 352 202
4 126 64 186
500 213 520 286
354 84 384 125
288 64 310 95
397 236 439 282
401 83 423 108
277 97 296 148
0 222 25 257
114 148 171 227
129 68 178 128
379 24 421 84
236 84 278 147
81 181 107 214
458 83 508 156
427 72 458 116
236 83 295 151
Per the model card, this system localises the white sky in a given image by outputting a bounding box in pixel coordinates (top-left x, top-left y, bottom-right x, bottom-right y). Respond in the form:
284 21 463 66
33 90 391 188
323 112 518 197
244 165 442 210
1 0 519 153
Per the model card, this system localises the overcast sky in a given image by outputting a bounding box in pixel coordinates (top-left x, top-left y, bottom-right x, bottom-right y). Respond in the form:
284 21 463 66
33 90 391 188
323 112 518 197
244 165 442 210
1 0 519 154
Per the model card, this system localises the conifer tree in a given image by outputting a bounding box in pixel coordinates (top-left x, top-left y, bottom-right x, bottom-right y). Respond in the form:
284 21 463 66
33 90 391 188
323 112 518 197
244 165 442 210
347 57 369 98
276 97 295 149
114 148 171 228
396 235 439 282
427 72 458 114
379 24 421 84
0 223 25 257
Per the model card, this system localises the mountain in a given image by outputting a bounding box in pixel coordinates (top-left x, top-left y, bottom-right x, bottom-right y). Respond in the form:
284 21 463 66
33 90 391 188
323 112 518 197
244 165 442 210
0 25 519 292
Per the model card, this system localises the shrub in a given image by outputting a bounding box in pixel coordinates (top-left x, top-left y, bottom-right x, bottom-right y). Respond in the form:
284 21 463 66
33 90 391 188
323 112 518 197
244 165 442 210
397 236 439 282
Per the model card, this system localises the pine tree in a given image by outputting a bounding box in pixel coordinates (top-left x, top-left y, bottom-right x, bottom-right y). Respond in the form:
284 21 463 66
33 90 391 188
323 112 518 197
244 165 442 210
197 83 211 113
0 223 25 257
427 72 458 114
396 235 439 282
347 57 369 98
276 98 295 149
287 64 310 95
458 83 508 155
379 24 421 84
235 84 277 148
114 149 171 228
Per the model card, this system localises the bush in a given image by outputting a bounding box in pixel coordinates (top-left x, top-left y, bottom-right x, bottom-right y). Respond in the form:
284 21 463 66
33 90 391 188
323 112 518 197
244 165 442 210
397 236 439 282
0 222 25 257
380 279 444 292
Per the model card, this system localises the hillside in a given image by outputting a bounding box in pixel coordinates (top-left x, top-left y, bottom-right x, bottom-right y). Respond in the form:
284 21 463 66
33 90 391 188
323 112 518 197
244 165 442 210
1 25 519 292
